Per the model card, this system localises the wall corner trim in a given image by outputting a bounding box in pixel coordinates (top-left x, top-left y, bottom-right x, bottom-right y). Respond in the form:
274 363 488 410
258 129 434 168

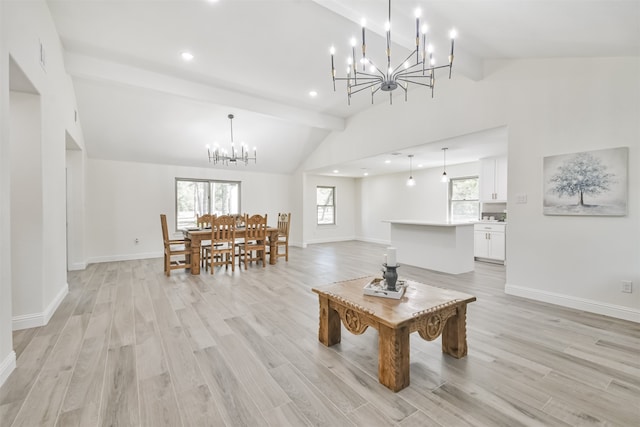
12 282 69 331
505 283 640 323
0 351 17 388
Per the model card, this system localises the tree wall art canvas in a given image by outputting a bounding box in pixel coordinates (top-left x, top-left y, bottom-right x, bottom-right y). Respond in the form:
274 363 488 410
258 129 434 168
543 147 628 216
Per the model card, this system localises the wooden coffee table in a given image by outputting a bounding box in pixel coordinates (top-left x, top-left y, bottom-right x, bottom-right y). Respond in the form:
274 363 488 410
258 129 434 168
311 276 476 392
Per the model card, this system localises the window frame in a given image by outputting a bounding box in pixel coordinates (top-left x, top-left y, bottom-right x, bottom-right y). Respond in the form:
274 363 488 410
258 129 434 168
174 178 242 231
316 185 336 226
449 176 480 222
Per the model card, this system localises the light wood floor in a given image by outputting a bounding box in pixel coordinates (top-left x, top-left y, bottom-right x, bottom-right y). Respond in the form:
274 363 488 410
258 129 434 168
1 241 638 426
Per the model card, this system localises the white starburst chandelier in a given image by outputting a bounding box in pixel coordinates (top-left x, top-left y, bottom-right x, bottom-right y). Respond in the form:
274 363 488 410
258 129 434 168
329 0 457 104
206 114 256 166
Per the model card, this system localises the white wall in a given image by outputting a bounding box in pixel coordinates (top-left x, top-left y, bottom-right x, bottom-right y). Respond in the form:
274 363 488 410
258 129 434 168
0 0 16 387
1 0 86 384
10 91 44 318
303 174 357 245
357 162 479 244
85 159 294 262
289 168 305 248
66 144 86 271
492 58 640 321
7 1 84 317
303 57 640 322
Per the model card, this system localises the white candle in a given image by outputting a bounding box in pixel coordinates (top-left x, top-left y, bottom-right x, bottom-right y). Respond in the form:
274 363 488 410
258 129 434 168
387 247 396 266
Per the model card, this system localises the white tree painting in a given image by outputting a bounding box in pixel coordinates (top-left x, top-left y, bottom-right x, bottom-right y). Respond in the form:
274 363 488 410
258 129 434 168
543 147 628 216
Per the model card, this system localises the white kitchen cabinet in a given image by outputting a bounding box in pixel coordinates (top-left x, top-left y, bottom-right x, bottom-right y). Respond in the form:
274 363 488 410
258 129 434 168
474 223 506 262
480 157 507 202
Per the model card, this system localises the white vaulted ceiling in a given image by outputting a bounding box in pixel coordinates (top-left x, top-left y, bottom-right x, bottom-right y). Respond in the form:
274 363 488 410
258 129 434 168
47 0 640 175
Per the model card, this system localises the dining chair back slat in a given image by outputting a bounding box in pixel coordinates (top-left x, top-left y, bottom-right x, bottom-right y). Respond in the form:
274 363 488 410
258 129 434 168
273 212 291 262
196 213 215 267
238 213 268 269
197 213 214 228
204 215 236 275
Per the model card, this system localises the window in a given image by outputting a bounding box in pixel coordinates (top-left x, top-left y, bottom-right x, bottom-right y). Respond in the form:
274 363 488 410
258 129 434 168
175 178 240 230
450 177 479 222
316 186 335 225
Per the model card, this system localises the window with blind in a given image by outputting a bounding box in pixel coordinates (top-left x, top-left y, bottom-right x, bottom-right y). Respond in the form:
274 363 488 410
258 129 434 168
316 186 335 225
450 177 479 222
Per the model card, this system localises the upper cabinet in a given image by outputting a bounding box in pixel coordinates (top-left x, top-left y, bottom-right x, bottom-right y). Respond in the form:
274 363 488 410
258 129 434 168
480 157 508 202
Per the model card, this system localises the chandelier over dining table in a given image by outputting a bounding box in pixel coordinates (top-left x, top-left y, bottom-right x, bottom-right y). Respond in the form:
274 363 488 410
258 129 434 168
206 113 256 166
329 0 457 104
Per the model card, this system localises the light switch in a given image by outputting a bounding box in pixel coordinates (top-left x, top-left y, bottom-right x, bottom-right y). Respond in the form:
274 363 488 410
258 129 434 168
516 193 527 204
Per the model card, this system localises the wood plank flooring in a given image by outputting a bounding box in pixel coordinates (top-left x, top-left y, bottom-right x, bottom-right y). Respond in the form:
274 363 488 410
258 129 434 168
1 241 638 426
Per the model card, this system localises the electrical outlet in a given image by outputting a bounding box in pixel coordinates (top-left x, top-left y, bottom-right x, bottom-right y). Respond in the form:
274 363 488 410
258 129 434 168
134 238 140 244
621 281 633 293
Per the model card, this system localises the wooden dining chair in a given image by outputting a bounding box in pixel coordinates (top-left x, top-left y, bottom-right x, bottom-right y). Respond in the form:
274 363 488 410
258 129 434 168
272 212 291 262
197 213 215 267
232 213 246 257
160 214 192 276
237 213 268 269
197 213 214 228
203 215 236 275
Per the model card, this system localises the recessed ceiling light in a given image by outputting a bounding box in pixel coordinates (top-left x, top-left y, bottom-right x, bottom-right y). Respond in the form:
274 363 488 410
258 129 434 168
309 90 318 97
363 172 369 176
181 52 194 61
333 169 339 173
418 164 424 168
385 160 391 164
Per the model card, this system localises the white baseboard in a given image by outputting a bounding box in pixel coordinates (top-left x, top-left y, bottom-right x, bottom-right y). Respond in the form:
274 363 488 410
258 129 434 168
304 236 356 245
68 261 87 271
0 351 16 387
354 236 391 246
87 251 163 264
505 284 640 323
12 282 69 331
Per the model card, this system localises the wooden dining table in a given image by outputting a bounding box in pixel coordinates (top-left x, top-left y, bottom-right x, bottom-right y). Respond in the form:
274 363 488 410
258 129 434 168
182 227 280 275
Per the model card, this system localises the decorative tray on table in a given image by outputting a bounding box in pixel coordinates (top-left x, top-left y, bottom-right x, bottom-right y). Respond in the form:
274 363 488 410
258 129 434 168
363 277 406 300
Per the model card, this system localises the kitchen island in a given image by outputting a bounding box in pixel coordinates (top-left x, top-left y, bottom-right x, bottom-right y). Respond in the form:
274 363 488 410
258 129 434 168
383 220 475 274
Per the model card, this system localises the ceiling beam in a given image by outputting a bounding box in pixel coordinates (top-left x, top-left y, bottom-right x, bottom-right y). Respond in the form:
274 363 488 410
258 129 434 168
63 52 345 132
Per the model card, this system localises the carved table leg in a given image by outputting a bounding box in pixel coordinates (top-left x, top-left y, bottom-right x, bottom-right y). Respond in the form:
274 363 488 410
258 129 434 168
378 324 410 392
189 239 201 275
268 231 277 265
318 297 341 346
442 304 468 358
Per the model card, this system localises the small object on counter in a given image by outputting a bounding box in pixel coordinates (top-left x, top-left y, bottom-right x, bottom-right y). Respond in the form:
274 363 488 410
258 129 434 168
382 264 399 291
363 278 406 299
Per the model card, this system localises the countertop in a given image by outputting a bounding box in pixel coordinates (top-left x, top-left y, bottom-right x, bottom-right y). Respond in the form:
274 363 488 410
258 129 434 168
475 220 508 225
383 220 475 227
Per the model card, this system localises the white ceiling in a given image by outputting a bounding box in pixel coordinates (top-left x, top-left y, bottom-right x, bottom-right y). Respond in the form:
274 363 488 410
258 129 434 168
47 0 640 176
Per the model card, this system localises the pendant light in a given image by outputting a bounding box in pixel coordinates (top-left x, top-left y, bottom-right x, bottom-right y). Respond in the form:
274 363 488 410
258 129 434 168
407 155 416 187
441 148 449 182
